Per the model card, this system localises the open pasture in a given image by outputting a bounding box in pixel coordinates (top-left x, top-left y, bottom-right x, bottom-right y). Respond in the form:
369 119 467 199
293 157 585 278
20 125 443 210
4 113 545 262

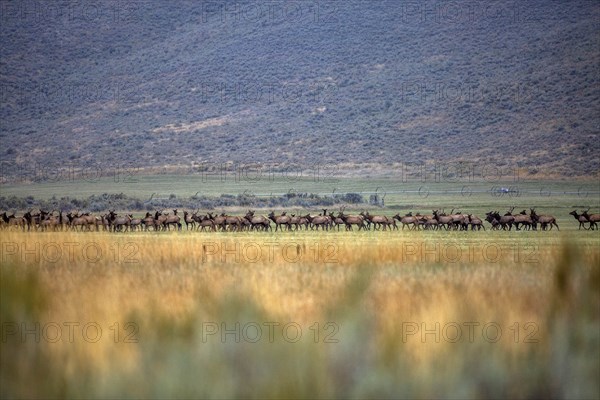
1 178 599 399
2 173 598 209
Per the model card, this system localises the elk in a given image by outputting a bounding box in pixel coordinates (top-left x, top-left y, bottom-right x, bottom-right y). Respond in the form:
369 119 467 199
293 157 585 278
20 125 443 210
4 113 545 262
432 210 454 230
423 217 440 230
289 214 301 230
245 210 271 231
467 214 485 231
129 214 143 231
72 212 97 231
22 210 35 231
582 209 600 230
154 210 170 231
40 210 63 231
85 213 98 229
22 209 47 231
569 210 590 230
37 210 63 231
486 209 515 230
141 212 158 231
40 211 60 232
530 208 559 231
197 214 217 232
9 213 26 230
37 210 51 229
378 213 395 231
57 210 66 231
239 217 252 231
222 213 242 232
416 214 432 229
321 209 334 230
485 212 502 230
97 213 112 231
0 212 9 228
445 209 468 231
288 213 309 231
1 212 19 230
298 215 311 230
327 212 343 231
209 213 227 231
67 210 97 231
39 210 64 232
337 208 366 231
109 211 132 232
183 211 196 230
67 212 89 231
392 212 421 230
163 209 182 231
512 209 533 231
191 212 204 228
1 212 12 229
268 211 292 231
361 211 392 231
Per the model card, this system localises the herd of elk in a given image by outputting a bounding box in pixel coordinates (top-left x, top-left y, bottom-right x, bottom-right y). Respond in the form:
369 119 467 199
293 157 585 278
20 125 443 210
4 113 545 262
0 209 187 232
303 209 330 230
1 212 26 230
388 210 484 231
336 207 367 231
485 208 559 231
392 212 421 230
569 208 599 230
360 211 395 230
268 211 291 231
245 210 272 231
3 206 595 233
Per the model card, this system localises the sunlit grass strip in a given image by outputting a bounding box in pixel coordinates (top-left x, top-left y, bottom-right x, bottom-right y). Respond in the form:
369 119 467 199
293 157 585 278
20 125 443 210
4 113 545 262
1 231 598 398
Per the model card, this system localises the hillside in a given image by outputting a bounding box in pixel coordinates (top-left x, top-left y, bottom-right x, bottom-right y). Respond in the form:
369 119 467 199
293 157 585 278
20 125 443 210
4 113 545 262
1 0 599 181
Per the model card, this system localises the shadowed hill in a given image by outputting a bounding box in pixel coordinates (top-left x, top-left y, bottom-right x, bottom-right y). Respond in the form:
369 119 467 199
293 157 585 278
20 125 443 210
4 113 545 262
1 0 598 180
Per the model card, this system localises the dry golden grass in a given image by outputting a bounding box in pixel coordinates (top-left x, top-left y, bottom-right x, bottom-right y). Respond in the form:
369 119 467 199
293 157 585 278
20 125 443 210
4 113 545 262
1 229 599 398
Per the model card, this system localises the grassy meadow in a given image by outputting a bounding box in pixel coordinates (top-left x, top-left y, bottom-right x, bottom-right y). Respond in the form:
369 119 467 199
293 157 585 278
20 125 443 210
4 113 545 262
2 172 598 206
1 178 599 399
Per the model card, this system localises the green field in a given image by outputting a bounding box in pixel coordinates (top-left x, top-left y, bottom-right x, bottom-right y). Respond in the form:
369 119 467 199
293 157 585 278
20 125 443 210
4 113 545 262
2 174 599 221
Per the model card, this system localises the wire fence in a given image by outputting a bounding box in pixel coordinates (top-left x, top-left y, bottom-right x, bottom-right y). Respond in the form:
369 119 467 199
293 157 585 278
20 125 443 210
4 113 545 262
248 188 600 197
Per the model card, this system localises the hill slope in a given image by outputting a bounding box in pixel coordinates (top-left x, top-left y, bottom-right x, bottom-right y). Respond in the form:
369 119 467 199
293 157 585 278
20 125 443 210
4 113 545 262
1 0 599 180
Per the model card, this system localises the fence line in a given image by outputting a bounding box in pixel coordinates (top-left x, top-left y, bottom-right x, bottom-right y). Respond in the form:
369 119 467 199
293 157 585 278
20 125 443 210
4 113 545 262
247 189 600 197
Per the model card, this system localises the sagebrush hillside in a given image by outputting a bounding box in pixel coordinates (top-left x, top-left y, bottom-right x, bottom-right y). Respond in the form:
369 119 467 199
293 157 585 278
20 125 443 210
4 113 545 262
1 0 598 180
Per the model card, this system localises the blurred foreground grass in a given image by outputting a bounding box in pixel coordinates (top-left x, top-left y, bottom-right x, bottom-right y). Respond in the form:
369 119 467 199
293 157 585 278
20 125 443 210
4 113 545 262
1 231 599 399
